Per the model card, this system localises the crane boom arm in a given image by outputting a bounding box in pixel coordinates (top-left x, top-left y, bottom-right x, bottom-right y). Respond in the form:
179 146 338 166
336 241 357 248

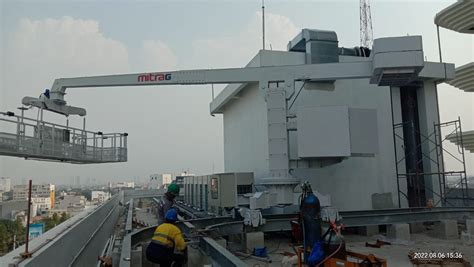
50 61 372 96
21 61 373 116
22 35 441 117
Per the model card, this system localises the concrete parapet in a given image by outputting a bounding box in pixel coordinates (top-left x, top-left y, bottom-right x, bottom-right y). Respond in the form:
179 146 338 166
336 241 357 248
431 220 458 239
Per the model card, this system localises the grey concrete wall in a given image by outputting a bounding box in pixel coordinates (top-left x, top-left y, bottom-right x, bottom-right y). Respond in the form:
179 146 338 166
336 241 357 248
222 50 305 179
223 83 269 179
0 200 28 219
288 62 398 210
417 81 442 204
221 53 403 211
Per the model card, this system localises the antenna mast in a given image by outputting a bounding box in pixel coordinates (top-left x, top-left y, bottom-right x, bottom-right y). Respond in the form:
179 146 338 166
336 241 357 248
262 0 265 50
360 0 373 48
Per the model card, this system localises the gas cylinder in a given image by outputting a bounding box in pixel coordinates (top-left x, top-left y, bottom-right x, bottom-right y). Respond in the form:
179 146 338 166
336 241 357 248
301 191 322 247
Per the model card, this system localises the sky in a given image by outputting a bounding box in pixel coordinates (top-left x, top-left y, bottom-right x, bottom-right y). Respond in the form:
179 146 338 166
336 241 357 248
0 0 473 185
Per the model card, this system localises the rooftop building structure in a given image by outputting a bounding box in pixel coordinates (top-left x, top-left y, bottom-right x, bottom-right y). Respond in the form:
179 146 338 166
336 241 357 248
0 177 11 192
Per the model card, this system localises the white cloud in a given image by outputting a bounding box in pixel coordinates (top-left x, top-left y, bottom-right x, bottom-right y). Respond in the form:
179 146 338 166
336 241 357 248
1 16 130 111
138 40 178 71
8 16 129 75
0 16 132 180
1 15 227 184
190 12 299 69
1 16 211 183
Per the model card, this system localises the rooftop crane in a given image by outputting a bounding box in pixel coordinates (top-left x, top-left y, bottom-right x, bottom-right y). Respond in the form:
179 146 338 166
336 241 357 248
0 35 451 167
15 35 453 170
24 60 376 117
24 38 427 117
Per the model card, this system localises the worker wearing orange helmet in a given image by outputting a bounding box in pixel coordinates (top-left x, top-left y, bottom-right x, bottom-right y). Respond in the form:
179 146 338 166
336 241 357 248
158 183 180 224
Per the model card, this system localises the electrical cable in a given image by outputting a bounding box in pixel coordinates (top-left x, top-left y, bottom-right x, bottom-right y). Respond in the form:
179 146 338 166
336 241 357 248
288 81 306 110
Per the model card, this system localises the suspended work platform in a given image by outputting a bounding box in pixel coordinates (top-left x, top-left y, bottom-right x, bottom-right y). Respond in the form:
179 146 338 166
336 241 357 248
0 110 127 164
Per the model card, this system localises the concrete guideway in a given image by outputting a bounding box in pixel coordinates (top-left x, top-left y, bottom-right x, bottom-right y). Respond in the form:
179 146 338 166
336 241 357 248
1 194 121 267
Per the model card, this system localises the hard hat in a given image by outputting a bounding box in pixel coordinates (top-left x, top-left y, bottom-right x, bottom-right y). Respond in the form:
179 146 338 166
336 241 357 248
165 208 178 222
167 183 180 196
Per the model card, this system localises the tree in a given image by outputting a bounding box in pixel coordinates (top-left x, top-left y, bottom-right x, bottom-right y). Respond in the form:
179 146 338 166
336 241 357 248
51 212 59 223
43 218 55 232
0 223 9 253
11 218 25 247
60 212 69 222
0 218 27 254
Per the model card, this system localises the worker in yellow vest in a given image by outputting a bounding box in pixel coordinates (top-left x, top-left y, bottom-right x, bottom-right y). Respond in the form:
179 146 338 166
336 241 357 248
146 208 187 267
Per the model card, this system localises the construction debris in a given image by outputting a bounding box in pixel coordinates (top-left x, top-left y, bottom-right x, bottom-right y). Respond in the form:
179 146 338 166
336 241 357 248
365 239 391 248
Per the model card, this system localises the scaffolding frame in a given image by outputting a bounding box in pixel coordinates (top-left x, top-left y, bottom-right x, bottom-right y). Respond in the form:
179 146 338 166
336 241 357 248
394 118 469 207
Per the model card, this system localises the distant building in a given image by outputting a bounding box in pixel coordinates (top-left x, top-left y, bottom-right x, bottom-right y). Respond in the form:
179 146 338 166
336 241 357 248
1 190 12 201
57 195 86 210
91 191 111 204
13 184 55 214
149 174 176 189
31 197 53 215
53 194 87 217
13 184 55 208
0 177 11 192
0 200 28 220
114 182 135 189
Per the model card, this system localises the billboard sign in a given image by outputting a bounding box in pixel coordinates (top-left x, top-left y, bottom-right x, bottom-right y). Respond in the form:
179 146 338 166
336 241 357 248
29 223 45 239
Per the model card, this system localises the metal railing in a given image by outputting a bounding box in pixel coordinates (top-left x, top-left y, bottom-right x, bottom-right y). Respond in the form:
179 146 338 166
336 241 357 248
0 110 127 163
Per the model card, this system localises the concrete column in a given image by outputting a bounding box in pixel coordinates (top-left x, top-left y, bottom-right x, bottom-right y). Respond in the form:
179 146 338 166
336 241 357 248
417 81 442 205
387 223 410 241
431 220 458 239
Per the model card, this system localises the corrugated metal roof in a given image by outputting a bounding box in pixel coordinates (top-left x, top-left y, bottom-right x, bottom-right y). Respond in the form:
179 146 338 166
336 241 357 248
435 0 474 34
447 62 474 92
446 130 474 153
